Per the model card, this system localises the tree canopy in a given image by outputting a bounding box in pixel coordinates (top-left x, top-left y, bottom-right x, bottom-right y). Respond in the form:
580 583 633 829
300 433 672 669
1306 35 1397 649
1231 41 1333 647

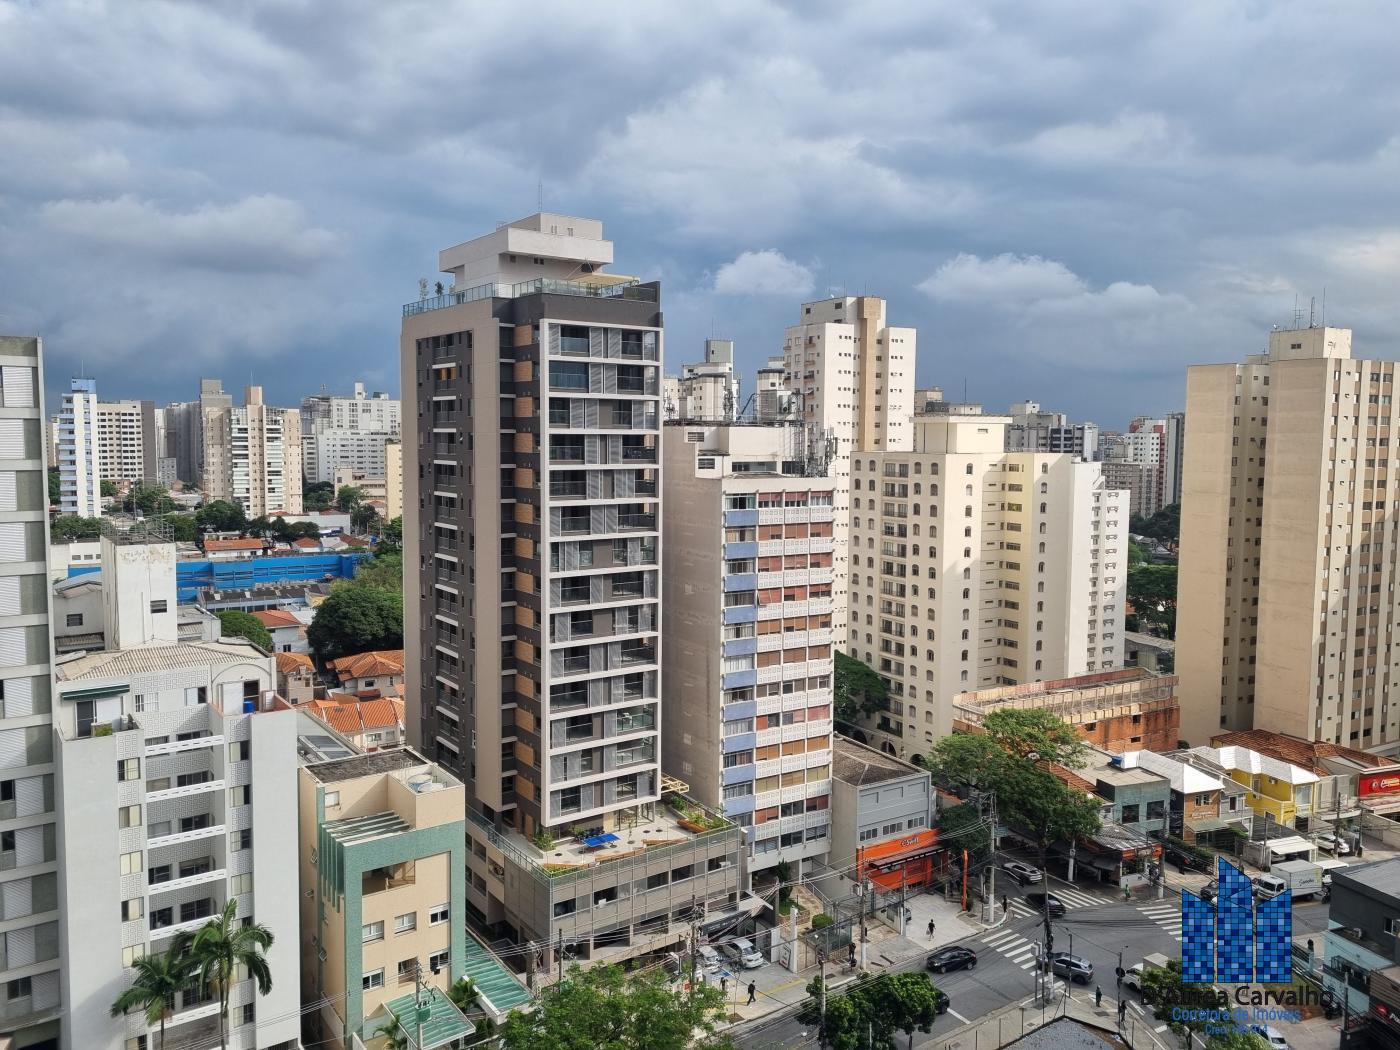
216 610 274 653
335 485 365 512
303 480 335 512
1127 562 1178 638
50 514 103 542
1130 503 1180 543
196 500 247 534
380 516 402 550
100 479 118 499
153 514 199 542
498 964 730 1050
307 582 402 660
47 467 60 505
806 971 943 1050
834 650 889 725
121 483 177 517
1140 957 1229 1041
353 549 403 594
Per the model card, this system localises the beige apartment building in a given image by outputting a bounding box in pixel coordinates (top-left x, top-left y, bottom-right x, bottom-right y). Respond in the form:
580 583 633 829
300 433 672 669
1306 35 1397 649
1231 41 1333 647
783 296 916 638
1178 325 1400 750
202 386 302 516
847 406 1127 756
94 399 157 486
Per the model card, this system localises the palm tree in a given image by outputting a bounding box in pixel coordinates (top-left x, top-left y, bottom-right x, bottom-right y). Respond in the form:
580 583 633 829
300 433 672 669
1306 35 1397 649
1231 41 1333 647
378 1010 411 1050
109 934 196 1050
191 900 274 1049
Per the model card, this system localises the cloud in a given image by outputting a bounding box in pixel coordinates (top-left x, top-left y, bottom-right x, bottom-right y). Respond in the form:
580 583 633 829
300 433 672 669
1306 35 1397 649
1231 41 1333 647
918 252 1085 303
713 250 815 297
39 194 341 273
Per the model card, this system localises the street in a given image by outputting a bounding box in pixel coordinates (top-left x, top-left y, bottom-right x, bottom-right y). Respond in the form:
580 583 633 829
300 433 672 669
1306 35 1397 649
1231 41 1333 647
735 867 1334 1048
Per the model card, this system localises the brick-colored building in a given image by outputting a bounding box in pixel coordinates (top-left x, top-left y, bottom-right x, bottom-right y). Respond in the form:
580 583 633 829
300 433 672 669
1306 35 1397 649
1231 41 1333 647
953 667 1180 754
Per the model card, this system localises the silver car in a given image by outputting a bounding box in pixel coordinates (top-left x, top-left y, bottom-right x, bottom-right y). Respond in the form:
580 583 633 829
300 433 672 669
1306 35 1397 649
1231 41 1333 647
1002 860 1043 886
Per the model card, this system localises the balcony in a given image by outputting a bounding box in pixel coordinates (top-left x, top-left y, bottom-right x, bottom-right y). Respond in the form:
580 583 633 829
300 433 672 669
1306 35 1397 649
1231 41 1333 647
145 734 224 758
146 778 224 804
147 823 226 850
147 866 227 897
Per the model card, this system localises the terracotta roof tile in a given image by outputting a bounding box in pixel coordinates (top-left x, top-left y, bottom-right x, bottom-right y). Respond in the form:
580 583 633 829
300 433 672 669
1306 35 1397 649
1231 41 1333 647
251 609 302 629
327 649 405 682
275 651 314 674
204 537 266 552
1210 729 1388 774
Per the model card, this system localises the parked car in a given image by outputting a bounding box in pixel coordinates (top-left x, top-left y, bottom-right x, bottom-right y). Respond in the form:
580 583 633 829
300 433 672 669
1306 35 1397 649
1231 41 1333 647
1123 953 1171 993
696 945 722 973
1315 832 1352 855
926 946 978 973
1199 880 1218 904
1024 892 1066 917
1049 952 1094 984
723 937 765 969
1252 1026 1289 1050
1002 860 1043 885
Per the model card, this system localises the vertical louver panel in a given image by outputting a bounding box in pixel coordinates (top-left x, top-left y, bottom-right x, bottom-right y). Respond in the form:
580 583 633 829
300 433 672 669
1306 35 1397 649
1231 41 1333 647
0 471 17 512
2 877 33 920
5 925 35 966
14 827 43 867
0 729 24 769
0 421 24 459
0 367 35 409
0 577 21 616
0 627 28 667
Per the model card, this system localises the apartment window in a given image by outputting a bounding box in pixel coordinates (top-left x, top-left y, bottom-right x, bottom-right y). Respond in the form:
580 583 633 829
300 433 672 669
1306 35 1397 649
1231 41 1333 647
397 958 417 984
430 903 449 925
363 921 385 943
859 827 879 841
430 949 450 972
117 758 140 782
1121 803 1140 824
150 600 167 614
120 850 142 876
395 912 417 935
6 978 30 1001
184 686 207 706
229 786 250 807
122 945 145 968
118 805 141 829
121 897 144 922
230 873 252 895
233 829 252 851
363 969 385 990
324 791 341 808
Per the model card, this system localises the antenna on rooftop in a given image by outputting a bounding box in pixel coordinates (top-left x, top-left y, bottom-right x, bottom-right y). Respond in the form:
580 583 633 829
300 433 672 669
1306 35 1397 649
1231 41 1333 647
1292 294 1302 330
537 179 544 212
1322 286 1327 327
1309 296 1316 329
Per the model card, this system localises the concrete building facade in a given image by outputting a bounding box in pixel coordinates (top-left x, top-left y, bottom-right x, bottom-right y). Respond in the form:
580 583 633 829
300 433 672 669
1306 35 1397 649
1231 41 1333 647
847 407 1127 758
94 399 157 486
203 386 302 516
56 378 99 517
1177 326 1400 749
661 420 836 879
783 296 917 639
0 337 62 1047
301 383 401 485
828 737 932 876
1005 401 1100 460
54 533 300 1050
663 339 740 423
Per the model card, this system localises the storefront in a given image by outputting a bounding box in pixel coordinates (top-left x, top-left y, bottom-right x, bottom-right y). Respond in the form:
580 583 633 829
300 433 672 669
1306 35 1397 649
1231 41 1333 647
855 829 946 893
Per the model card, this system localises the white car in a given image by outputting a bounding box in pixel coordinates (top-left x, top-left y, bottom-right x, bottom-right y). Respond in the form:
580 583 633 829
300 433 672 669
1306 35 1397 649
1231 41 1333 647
696 945 722 973
1315 832 1351 855
1254 1026 1289 1050
1002 860 1043 885
724 937 765 970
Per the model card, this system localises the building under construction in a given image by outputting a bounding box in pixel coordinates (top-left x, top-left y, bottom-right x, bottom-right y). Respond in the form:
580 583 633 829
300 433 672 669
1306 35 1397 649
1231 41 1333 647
952 668 1181 754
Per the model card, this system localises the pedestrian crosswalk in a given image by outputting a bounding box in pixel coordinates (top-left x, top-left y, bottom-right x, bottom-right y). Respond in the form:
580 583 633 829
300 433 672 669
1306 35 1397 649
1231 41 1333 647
1139 901 1182 941
1005 885 1112 919
980 928 1045 970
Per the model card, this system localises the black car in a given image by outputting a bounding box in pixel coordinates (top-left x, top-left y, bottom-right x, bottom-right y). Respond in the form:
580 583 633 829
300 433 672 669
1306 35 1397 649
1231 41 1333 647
1024 892 1066 917
932 987 951 1015
926 946 978 973
1198 880 1218 904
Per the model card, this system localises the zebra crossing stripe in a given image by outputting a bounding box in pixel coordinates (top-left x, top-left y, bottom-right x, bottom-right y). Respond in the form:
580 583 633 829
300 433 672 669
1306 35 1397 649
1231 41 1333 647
983 931 1024 948
1006 946 1039 962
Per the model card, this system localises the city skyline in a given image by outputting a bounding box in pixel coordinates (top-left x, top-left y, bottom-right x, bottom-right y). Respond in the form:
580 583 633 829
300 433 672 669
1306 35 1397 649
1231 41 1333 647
6 2 1400 424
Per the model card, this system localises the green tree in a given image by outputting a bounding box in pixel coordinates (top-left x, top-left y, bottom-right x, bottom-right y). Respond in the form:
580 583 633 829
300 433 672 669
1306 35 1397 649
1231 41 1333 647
1140 957 1226 1042
353 549 403 593
808 972 942 1050
191 900 274 1050
335 485 365 513
351 503 379 533
216 610 274 652
1130 503 1180 543
1128 562 1178 638
498 964 730 1050
1208 1031 1270 1050
377 1011 411 1050
153 514 199 542
124 483 176 517
47 467 60 505
110 935 197 1050
50 514 104 541
934 800 991 866
380 516 403 550
101 479 118 499
196 500 247 534
307 582 403 660
834 650 888 725
878 972 943 1050
244 515 273 537
303 480 335 511
1128 540 1146 565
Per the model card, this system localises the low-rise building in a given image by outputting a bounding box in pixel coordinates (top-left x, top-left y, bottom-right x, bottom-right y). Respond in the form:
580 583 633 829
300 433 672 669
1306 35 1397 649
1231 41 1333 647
305 695 406 753
251 608 308 654
830 737 934 887
202 537 269 560
1120 750 1253 846
298 749 511 1050
1187 744 1319 830
275 651 317 704
953 668 1180 755
1325 858 1400 1017
328 650 405 697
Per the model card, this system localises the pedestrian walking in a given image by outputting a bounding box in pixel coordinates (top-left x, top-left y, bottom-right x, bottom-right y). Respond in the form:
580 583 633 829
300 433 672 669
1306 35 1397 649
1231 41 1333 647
746 981 757 1005
927 919 936 938
721 975 728 995
1001 894 1009 914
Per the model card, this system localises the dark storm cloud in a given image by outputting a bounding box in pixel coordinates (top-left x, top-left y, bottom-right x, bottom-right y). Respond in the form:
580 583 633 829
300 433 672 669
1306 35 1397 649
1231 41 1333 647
2 0 1399 426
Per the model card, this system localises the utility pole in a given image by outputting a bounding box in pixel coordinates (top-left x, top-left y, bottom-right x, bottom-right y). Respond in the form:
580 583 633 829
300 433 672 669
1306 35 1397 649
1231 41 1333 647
818 947 827 1044
556 928 564 985
525 940 536 990
413 961 427 1050
857 877 868 969
987 791 998 921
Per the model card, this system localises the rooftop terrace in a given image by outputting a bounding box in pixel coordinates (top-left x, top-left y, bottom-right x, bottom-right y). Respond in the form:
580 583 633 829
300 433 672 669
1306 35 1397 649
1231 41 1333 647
403 276 657 317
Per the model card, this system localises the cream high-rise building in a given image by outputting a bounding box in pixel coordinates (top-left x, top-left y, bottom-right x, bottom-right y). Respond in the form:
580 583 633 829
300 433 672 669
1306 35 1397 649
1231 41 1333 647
784 296 916 640
1177 325 1400 750
94 399 157 486
847 406 1127 755
202 386 302 515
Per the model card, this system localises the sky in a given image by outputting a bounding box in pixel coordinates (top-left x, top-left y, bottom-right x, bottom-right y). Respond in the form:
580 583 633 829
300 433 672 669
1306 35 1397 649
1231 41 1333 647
4 1 1400 428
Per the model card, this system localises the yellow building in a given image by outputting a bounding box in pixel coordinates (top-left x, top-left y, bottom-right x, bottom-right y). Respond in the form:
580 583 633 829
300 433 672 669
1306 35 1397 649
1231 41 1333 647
1188 744 1318 828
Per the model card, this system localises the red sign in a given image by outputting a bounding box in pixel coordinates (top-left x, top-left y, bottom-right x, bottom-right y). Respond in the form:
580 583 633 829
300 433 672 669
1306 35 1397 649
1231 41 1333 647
1360 771 1400 797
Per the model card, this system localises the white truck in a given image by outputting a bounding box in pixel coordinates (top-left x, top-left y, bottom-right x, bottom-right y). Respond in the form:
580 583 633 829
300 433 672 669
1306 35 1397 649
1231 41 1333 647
1123 953 1171 993
1258 860 1323 901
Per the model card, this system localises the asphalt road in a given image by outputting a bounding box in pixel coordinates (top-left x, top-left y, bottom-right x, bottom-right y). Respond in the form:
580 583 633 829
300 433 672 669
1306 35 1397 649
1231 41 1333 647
736 873 1333 1049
